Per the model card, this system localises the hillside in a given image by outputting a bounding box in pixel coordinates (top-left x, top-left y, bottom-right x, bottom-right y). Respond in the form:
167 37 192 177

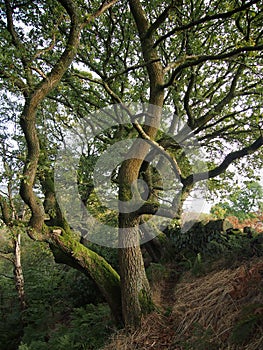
103 257 263 350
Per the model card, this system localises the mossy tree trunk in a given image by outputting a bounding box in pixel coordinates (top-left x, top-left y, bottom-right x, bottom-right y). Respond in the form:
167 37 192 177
37 166 124 324
118 0 165 328
118 215 154 328
50 229 123 325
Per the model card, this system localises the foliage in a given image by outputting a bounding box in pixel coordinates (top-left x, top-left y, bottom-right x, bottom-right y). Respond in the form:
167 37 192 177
170 222 227 256
0 281 23 350
0 232 113 350
167 221 263 272
146 263 169 284
211 181 263 220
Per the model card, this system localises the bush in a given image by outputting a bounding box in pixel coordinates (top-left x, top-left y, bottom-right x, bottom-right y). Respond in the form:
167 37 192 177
166 221 263 271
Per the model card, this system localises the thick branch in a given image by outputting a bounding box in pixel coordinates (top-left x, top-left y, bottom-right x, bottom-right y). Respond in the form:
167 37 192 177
183 72 195 128
146 2 174 38
183 135 263 185
20 0 120 231
0 195 12 225
19 0 82 231
50 229 122 325
31 0 82 104
5 0 19 45
129 0 164 107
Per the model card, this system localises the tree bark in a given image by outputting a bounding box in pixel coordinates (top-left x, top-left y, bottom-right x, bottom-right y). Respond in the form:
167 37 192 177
117 0 165 328
118 215 154 327
10 0 124 323
13 231 27 311
18 0 82 232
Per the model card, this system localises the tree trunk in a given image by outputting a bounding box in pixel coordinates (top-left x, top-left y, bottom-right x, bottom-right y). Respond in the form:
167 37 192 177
13 231 27 311
118 215 153 328
117 0 165 328
50 229 123 325
118 145 158 328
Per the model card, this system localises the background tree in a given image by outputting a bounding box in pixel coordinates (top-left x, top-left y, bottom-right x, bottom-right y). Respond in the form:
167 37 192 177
211 180 263 220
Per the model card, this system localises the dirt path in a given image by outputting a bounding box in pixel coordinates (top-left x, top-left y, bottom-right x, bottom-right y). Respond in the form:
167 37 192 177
160 265 181 309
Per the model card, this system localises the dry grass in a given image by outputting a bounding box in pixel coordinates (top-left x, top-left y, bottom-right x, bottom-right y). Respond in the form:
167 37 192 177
102 257 263 350
172 257 263 349
103 312 180 350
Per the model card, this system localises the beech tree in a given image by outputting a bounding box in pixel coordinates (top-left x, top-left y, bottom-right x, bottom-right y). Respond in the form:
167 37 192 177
0 0 263 328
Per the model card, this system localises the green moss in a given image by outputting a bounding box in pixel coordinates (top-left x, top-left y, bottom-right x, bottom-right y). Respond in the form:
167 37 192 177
52 229 121 292
139 289 155 315
47 227 123 324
